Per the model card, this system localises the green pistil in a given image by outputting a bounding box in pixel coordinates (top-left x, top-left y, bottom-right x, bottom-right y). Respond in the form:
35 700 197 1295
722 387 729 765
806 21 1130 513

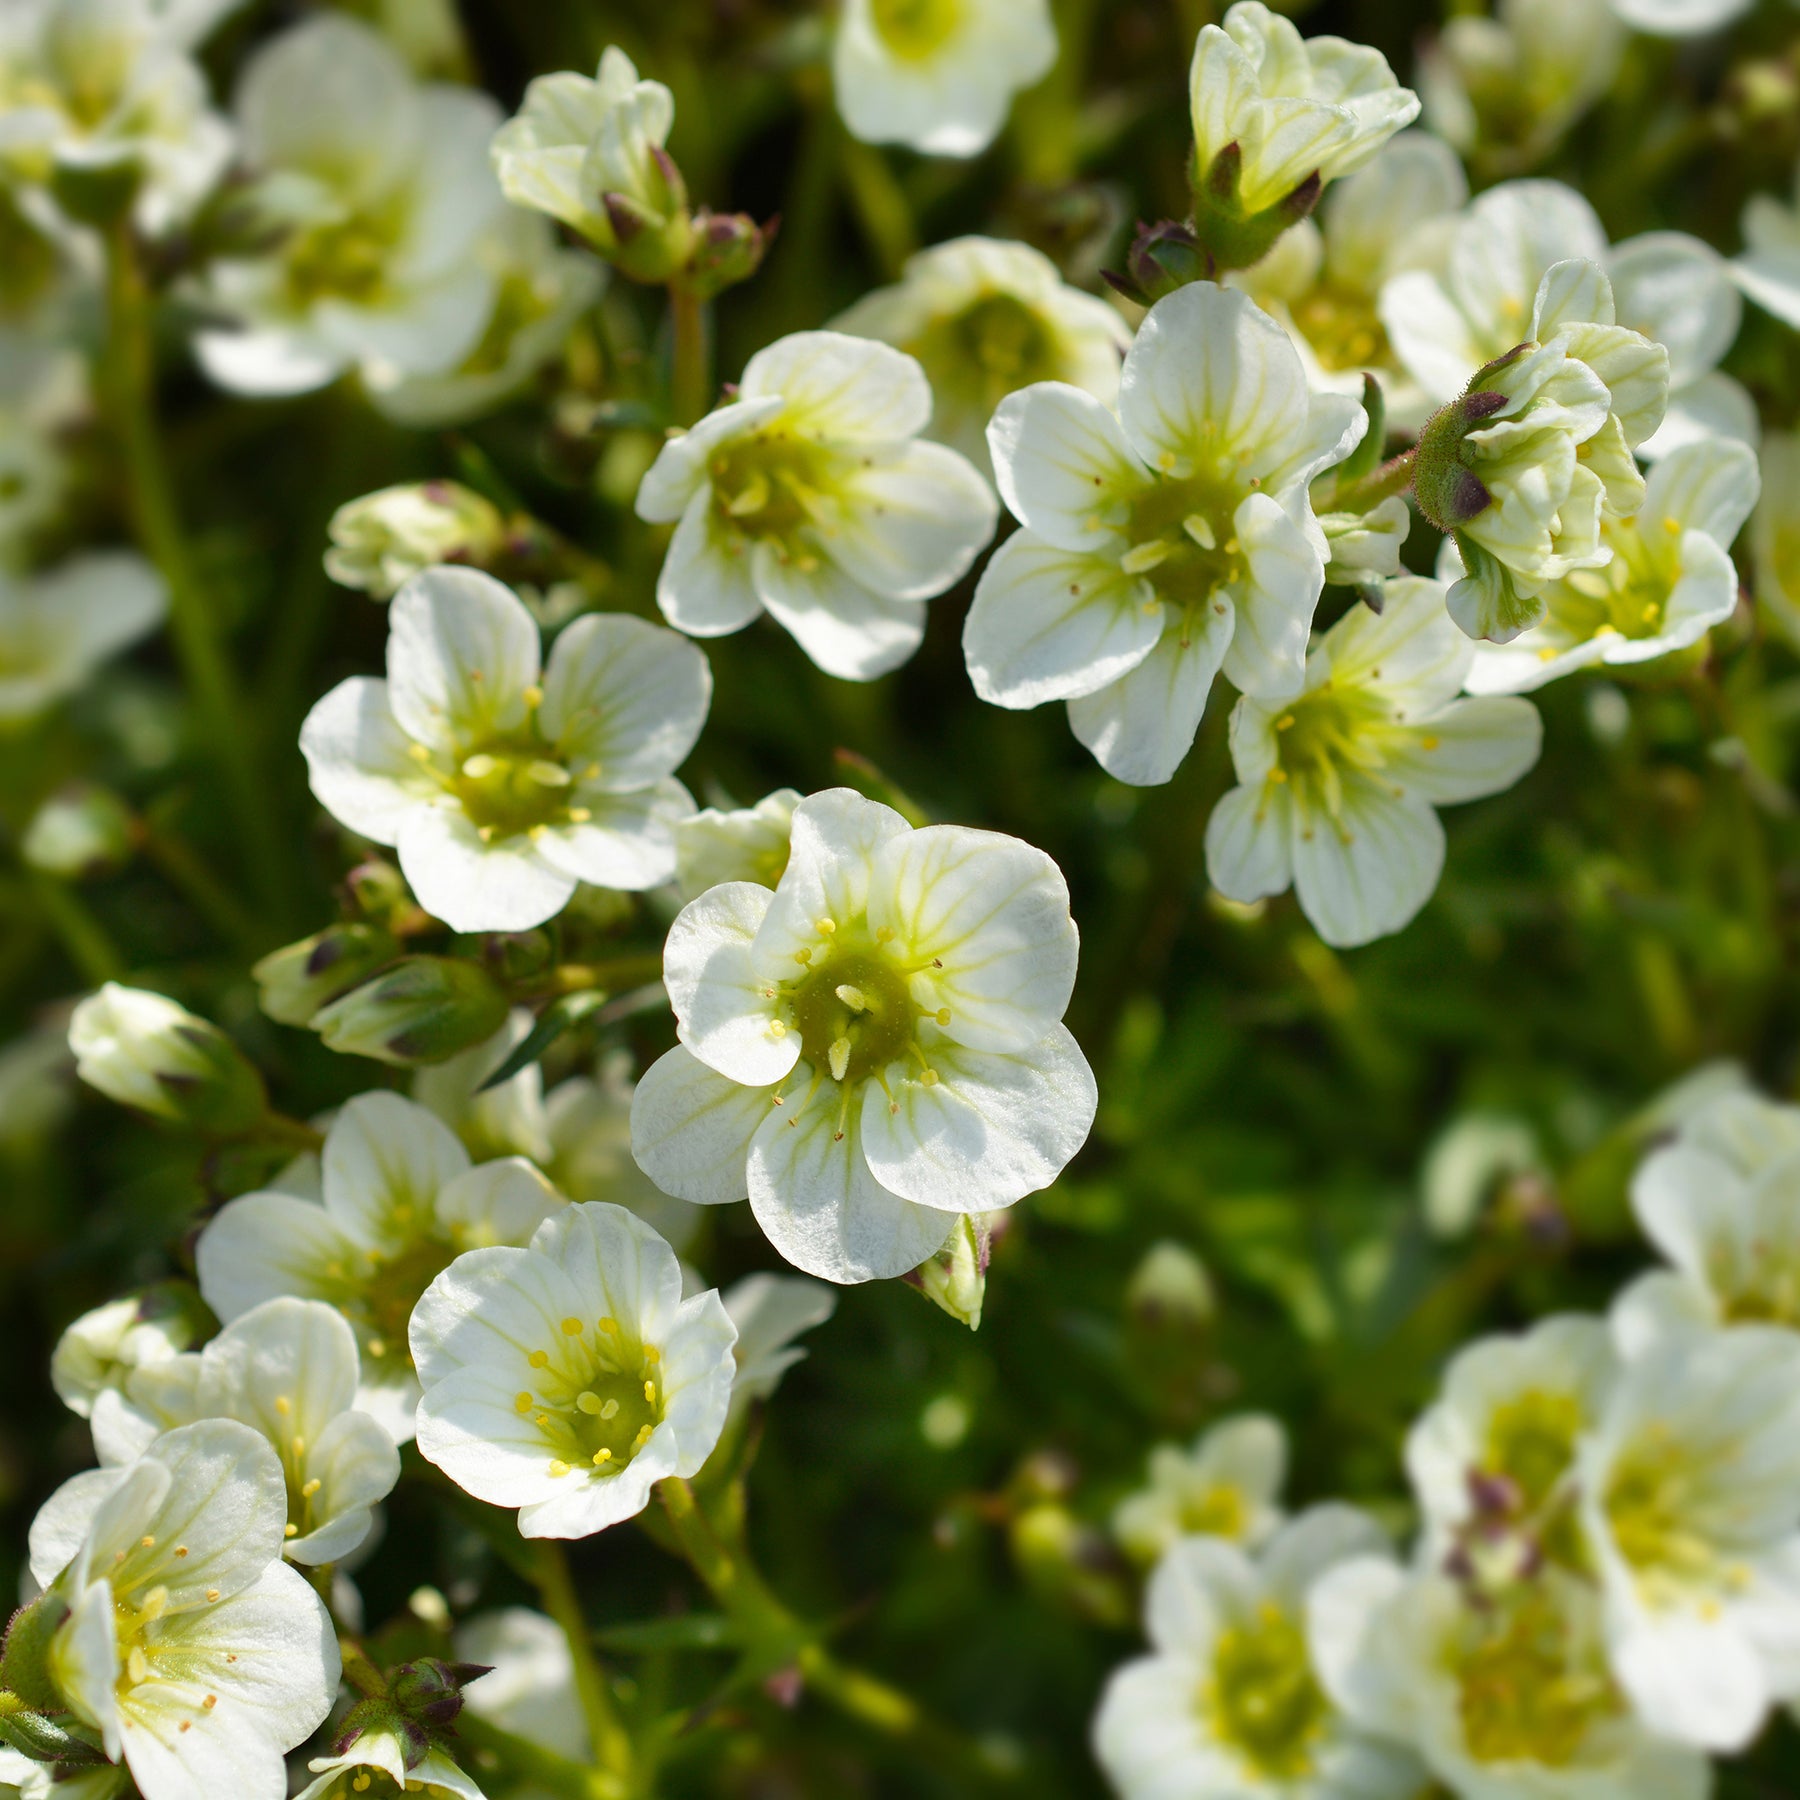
1123 474 1247 617
869 0 965 59
525 1319 665 1479
787 943 921 1086
709 429 841 556
1208 1604 1328 1780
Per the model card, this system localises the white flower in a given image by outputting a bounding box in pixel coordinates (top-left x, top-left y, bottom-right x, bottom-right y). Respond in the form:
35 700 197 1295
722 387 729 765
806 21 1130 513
1420 0 1626 173
1577 1326 1800 1750
0 553 165 722
0 325 87 569
630 788 1096 1285
27 1418 339 1800
1205 579 1541 947
1093 1506 1422 1800
0 1747 125 1799
635 331 997 681
1734 163 1800 332
0 1016 74 1152
1612 1091 1800 1352
69 981 264 1129
413 1019 705 1254
325 482 508 600
295 1719 486 1800
1753 432 1800 650
365 210 604 428
1464 435 1759 693
86 1297 401 1567
965 282 1363 787
831 0 1056 159
455 1608 589 1764
193 14 506 398
51 1291 197 1422
1404 1315 1619 1563
195 1090 565 1441
1311 1559 1709 1799
721 1272 836 1427
301 567 708 932
1229 132 1466 425
411 1200 737 1538
0 0 236 232
1417 259 1670 643
1384 182 1750 461
1610 0 1754 33
832 236 1129 478
1189 3 1420 216
490 47 689 277
1112 1414 1288 1567
676 788 801 902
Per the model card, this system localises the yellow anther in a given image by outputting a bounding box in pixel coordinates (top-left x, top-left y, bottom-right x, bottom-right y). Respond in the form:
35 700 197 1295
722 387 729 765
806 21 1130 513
644 1379 657 1403
407 743 432 763
548 1460 571 1478
922 1069 940 1087
876 926 894 943
523 684 544 707
561 1317 584 1335
1266 768 1288 784
569 808 592 823
284 1523 299 1538
528 824 547 841
1663 516 1682 535
1121 540 1171 575
206 1587 221 1602
935 1007 951 1026
515 1392 533 1414
577 1391 603 1414
461 752 500 780
202 1694 216 1710
535 1413 549 1426
592 1448 612 1465
528 760 571 787
794 947 813 965
828 1036 852 1081
1421 735 1441 751
644 1345 661 1364
292 1436 305 1457
836 984 870 1012
141 1536 155 1549
598 1316 619 1336
1184 513 1217 551
477 826 495 842
128 1647 149 1684
816 916 837 935
770 1019 788 1038
1276 715 1296 731
529 1350 550 1368
174 1546 188 1558
274 1397 291 1416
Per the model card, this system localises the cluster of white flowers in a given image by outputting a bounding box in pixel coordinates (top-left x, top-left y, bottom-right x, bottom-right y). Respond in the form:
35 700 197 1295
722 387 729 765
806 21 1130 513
1094 1082 1800 1798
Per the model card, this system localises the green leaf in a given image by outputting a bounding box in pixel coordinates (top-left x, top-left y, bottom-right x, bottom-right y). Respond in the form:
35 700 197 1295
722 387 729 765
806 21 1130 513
475 991 609 1094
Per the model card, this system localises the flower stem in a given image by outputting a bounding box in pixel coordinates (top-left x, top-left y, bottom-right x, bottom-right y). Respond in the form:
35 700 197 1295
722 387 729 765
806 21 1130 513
459 1709 609 1800
667 283 710 427
141 827 262 954
1326 447 1418 517
531 1540 635 1798
27 873 126 986
101 225 292 924
838 135 916 279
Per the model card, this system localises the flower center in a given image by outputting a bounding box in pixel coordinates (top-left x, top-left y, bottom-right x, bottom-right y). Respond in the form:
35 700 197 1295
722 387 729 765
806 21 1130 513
1552 518 1671 644
786 942 922 1087
1180 1483 1247 1538
1602 1429 1725 1603
1264 681 1396 831
917 294 1059 414
709 428 844 559
1713 1237 1800 1326
285 210 402 308
407 699 600 845
329 1236 460 1376
522 1317 664 1480
1291 283 1389 375
1483 1389 1582 1515
869 0 965 59
1206 1603 1328 1779
1456 1595 1622 1767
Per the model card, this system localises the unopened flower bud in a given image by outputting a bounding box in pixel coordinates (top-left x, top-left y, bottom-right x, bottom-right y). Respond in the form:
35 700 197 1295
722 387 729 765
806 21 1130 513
1411 377 1518 534
313 956 509 1066
388 1657 492 1734
1126 1241 1215 1333
1104 219 1209 307
21 783 138 880
68 984 266 1132
683 210 776 301
325 482 508 600
904 1214 990 1330
1009 1503 1135 1629
1188 141 1322 276
50 1282 209 1419
345 856 416 923
474 928 556 985
253 923 401 1028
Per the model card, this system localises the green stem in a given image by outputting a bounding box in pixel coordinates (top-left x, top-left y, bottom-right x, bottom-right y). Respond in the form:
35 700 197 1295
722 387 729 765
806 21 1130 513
1326 447 1418 517
27 873 126 986
668 283 711 427
551 953 667 997
838 136 917 279
459 1710 605 1800
532 1540 634 1798
102 226 291 922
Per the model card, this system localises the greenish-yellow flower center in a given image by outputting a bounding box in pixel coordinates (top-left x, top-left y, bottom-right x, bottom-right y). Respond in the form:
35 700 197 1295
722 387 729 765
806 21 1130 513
1180 1483 1247 1538
354 1237 460 1375
1206 1603 1329 1779
709 428 845 563
916 294 1060 417
406 694 599 846
1483 1389 1582 1515
1456 1595 1623 1767
788 943 920 1086
523 1314 665 1481
1265 681 1399 832
1713 1237 1800 1327
1290 283 1390 375
1548 516 1675 647
285 209 402 308
1125 473 1246 615
870 0 965 60
1602 1427 1725 1601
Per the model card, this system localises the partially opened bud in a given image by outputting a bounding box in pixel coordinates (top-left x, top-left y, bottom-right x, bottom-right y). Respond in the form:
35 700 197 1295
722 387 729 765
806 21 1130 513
904 1215 991 1331
21 784 138 880
68 984 267 1131
313 956 509 1065
253 923 402 1027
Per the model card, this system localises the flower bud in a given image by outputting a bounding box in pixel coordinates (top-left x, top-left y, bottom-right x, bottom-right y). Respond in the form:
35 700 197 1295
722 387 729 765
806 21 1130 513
1125 1241 1215 1334
1104 220 1209 307
312 956 509 1066
68 984 267 1132
1188 142 1321 276
904 1215 990 1330
1009 1504 1135 1629
50 1282 208 1419
345 856 417 924
1411 379 1516 534
252 923 402 1027
473 928 556 986
683 210 777 302
21 783 138 880
324 482 508 600
388 1657 491 1733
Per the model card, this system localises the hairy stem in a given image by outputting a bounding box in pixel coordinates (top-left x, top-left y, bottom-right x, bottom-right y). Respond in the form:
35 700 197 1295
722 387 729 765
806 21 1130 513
668 283 711 426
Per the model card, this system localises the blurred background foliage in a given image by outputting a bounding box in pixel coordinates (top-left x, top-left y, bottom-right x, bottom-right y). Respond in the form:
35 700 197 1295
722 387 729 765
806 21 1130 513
5 0 1800 1793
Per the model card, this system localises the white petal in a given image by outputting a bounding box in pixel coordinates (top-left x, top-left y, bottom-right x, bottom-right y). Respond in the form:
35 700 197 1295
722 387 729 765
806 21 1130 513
655 488 766 636
869 823 1080 1052
533 1199 690 1348
284 1408 400 1565
754 787 911 960
1205 779 1294 904
1642 434 1761 548
323 1091 471 1252
963 533 1161 707
539 613 711 792
1290 781 1445 948
196 1194 352 1324
385 568 541 753
1611 1612 1770 1752
859 1024 1095 1210
1068 608 1234 787
30 1467 131 1591
747 1093 950 1283
408 1243 578 1393
1219 491 1325 701
987 383 1145 553
665 881 798 1086
396 804 577 932
533 777 693 892
1610 231 1742 390
821 440 996 601
739 331 931 442
1383 698 1542 804
433 1156 563 1247
635 399 786 524
751 542 926 681
299 676 435 847
629 1046 767 1206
